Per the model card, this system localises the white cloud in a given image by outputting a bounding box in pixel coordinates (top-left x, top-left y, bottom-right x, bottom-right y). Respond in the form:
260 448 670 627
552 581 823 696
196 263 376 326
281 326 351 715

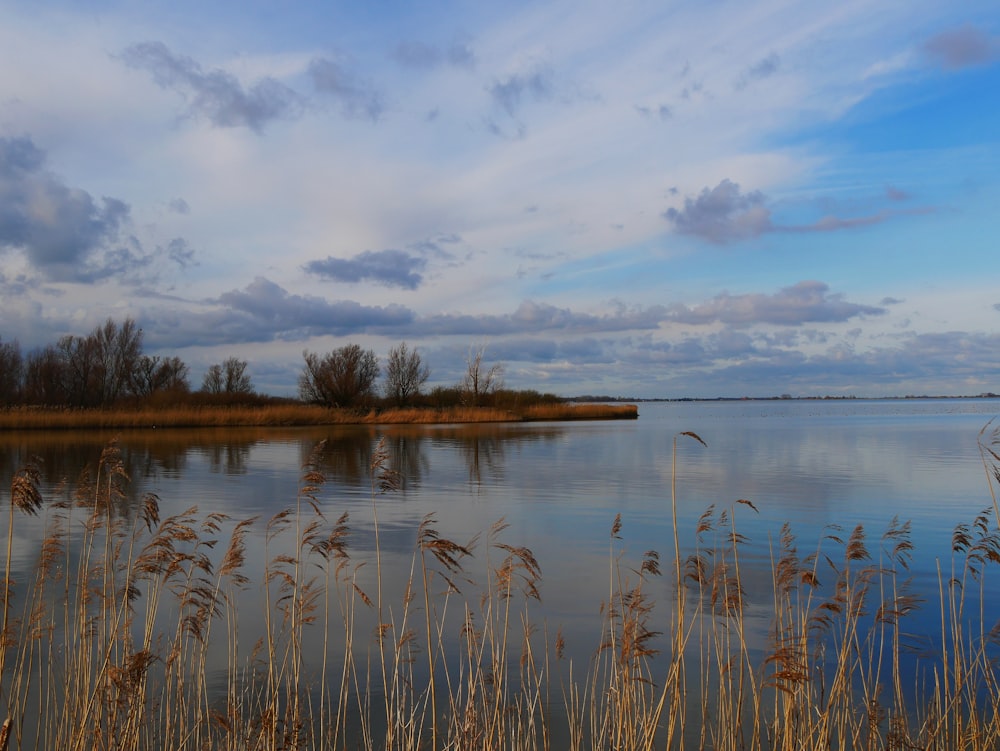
0 0 997 397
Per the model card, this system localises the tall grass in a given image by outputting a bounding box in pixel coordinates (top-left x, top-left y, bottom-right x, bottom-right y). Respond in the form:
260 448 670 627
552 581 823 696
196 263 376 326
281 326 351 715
0 426 998 749
0 402 638 431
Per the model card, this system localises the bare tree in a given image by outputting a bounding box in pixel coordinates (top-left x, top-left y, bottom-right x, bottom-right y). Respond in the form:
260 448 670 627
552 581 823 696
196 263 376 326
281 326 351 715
45 318 145 406
132 355 190 397
462 344 504 406
384 342 430 407
223 357 253 394
57 333 100 407
22 346 65 405
0 338 22 405
202 364 224 394
299 345 379 408
10 316 170 406
158 356 191 393
92 317 143 403
202 357 253 395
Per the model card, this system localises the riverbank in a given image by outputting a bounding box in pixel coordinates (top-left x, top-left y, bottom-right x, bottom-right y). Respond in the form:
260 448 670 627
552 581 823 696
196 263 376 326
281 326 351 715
0 402 638 430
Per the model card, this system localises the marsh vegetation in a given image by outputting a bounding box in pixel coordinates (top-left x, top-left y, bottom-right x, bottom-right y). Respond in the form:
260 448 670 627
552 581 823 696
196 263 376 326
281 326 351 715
0 419 999 749
0 401 638 431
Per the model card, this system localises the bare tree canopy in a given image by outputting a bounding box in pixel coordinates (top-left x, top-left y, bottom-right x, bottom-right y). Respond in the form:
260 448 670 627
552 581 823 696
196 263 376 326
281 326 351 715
0 337 22 405
2 316 548 411
202 364 224 394
299 345 380 408
462 344 504 406
384 342 430 407
22 346 64 405
132 355 190 397
24 317 147 407
93 317 144 404
202 357 253 394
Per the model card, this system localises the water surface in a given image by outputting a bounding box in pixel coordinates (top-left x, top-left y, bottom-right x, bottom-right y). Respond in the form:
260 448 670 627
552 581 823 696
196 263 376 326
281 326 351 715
3 398 999 726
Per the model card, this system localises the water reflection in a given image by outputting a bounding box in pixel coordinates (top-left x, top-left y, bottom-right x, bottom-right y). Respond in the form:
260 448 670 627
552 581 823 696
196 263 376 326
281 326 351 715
2 402 1000 747
0 428 323 515
0 422 573 518
429 423 565 486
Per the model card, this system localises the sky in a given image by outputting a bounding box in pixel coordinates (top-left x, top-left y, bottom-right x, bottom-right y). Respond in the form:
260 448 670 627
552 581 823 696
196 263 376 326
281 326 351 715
1 0 999 399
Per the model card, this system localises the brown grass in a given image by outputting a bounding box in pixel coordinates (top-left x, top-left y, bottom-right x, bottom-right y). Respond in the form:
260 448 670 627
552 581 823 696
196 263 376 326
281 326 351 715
521 403 639 421
0 402 638 431
1 425 999 750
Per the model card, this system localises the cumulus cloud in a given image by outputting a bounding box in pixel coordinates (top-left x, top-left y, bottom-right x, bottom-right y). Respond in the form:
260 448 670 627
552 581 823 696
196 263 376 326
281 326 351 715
303 249 427 289
286 283 882 340
307 58 384 121
205 277 414 342
121 42 303 131
0 136 131 280
627 330 777 368
601 326 986 398
665 180 932 243
685 330 1000 396
169 197 190 214
663 179 772 243
923 24 999 69
620 334 711 367
419 300 666 336
392 39 475 69
665 281 885 326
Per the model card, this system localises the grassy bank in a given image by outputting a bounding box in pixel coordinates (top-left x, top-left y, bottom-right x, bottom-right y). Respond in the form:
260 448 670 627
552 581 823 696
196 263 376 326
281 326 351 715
1 428 999 750
0 402 638 430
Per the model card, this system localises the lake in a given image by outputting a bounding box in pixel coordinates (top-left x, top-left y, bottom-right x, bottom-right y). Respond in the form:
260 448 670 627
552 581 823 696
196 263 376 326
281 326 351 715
2 398 1000 747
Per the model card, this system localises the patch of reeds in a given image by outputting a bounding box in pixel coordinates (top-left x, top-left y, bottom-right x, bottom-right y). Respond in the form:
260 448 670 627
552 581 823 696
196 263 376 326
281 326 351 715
521 403 639 421
0 425 998 749
371 406 517 424
0 403 637 431
0 404 337 430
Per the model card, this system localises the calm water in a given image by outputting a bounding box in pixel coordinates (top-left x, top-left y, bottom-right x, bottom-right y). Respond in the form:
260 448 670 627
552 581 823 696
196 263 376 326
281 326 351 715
3 398 1000 727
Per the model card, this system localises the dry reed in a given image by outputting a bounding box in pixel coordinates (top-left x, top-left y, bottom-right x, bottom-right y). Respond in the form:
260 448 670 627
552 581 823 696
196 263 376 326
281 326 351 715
0 426 998 749
0 403 637 431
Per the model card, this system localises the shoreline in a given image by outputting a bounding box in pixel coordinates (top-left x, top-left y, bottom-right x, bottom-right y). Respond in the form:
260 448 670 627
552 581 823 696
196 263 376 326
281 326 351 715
0 402 639 431
576 393 1000 403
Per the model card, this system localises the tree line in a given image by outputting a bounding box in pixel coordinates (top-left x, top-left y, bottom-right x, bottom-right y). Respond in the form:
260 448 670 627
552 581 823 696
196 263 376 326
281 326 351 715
0 318 250 407
0 317 547 410
296 340 506 409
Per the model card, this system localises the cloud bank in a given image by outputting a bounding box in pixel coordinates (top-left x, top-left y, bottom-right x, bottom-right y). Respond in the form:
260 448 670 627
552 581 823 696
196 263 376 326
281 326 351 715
303 249 427 289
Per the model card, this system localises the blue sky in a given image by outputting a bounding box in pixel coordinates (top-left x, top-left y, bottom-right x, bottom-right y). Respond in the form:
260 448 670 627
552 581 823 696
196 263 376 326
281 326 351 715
1 0 998 398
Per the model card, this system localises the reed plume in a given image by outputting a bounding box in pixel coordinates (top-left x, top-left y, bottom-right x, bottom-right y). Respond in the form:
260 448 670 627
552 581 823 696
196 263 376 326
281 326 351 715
0 426 998 749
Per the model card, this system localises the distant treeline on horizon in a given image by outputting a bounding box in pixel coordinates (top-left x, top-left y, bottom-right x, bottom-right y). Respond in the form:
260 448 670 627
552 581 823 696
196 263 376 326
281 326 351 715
570 393 1000 403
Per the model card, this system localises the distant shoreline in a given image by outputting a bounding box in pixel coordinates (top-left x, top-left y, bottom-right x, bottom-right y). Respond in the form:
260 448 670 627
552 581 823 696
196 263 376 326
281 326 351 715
0 402 639 431
569 393 1000 403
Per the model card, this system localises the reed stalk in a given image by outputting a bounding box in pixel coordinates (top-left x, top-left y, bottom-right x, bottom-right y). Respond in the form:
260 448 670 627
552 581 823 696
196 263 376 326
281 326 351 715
0 426 998 749
0 403 638 431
